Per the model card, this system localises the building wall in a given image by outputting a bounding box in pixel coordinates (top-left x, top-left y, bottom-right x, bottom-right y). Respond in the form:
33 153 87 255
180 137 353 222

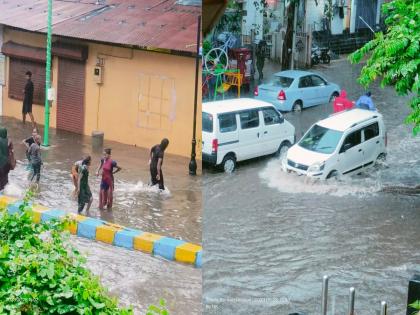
242 0 264 41
1 28 201 158
305 0 347 35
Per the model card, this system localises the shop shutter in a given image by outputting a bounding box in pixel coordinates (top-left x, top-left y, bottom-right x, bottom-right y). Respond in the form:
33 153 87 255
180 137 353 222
56 58 85 134
8 58 46 105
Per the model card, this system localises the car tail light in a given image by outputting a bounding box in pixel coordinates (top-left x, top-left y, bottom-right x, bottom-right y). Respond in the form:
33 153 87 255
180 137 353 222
278 90 286 101
212 139 218 153
254 86 259 96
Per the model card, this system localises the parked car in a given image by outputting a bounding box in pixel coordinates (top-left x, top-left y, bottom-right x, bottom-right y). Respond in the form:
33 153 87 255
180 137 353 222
254 70 340 112
202 98 295 173
282 109 387 180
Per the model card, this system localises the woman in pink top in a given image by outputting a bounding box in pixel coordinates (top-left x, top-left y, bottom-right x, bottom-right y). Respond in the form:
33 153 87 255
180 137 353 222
96 148 121 210
333 89 354 113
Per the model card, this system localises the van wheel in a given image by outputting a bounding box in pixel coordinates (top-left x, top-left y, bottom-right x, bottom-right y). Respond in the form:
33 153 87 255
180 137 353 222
222 155 236 173
326 170 339 179
292 101 302 112
276 141 291 159
329 92 339 103
375 153 387 167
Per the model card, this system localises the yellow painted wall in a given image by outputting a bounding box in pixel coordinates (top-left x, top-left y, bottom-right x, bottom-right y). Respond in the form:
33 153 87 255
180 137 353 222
1 28 202 158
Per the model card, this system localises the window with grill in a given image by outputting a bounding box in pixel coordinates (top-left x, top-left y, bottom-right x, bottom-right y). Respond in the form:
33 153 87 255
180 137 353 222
8 58 46 105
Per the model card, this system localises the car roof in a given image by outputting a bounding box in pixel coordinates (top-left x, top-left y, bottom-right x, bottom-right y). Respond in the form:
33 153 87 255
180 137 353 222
203 98 276 115
273 70 315 78
317 109 382 132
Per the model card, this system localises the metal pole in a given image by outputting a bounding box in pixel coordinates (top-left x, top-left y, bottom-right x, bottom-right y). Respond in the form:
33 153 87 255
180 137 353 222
43 0 52 147
290 0 298 70
380 301 387 315
348 287 355 315
188 15 201 175
321 275 329 315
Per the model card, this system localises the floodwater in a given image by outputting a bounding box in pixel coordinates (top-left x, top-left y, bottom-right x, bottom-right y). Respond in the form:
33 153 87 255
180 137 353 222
0 117 202 314
203 58 420 314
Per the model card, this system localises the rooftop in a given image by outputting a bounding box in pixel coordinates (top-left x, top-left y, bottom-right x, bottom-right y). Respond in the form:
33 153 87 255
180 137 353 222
318 109 382 132
203 98 276 114
0 0 200 54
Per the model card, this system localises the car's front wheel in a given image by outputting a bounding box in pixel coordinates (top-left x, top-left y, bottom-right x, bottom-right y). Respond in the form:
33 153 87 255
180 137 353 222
276 141 291 159
326 170 339 180
222 154 236 173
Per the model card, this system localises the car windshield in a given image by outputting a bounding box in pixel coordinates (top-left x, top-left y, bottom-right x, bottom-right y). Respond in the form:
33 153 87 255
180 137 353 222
274 76 294 88
202 112 213 133
298 124 343 154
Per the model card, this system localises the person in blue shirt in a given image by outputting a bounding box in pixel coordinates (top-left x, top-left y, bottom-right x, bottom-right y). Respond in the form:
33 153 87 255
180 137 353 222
355 91 376 111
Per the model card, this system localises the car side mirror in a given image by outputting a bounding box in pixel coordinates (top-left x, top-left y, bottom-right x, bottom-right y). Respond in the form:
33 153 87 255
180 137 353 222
342 143 351 152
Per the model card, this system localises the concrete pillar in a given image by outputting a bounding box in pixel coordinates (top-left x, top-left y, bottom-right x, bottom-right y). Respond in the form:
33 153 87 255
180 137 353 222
0 25 4 116
91 130 104 150
376 0 382 26
350 0 357 33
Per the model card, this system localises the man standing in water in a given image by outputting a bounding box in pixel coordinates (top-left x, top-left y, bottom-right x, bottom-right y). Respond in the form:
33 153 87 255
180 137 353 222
28 135 42 185
22 128 38 171
76 157 93 214
22 71 36 127
149 138 169 190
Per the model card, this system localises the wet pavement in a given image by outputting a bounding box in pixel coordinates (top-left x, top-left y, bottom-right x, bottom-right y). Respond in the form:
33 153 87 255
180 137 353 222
203 58 420 314
72 236 201 314
0 119 202 314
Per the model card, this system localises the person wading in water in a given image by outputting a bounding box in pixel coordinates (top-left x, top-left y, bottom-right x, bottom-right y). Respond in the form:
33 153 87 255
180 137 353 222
149 138 169 190
28 134 42 188
22 71 36 127
22 128 38 171
96 148 121 210
0 128 15 192
76 157 93 214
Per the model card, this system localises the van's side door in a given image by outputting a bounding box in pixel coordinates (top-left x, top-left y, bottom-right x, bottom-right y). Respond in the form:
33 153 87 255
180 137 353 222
217 112 239 163
238 109 262 160
338 129 364 174
361 121 381 166
260 107 284 155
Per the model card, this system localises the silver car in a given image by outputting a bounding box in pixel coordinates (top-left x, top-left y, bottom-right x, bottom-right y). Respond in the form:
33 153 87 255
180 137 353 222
254 70 340 112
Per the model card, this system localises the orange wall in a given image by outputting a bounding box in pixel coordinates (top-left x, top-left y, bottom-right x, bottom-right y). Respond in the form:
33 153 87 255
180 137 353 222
1 28 202 158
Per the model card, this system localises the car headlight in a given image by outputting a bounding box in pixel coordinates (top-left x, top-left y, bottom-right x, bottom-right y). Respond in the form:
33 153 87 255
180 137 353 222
308 162 325 172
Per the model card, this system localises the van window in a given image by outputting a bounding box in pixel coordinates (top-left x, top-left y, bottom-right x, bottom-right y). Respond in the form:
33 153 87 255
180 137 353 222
363 122 379 141
202 112 213 133
240 110 260 129
263 108 281 125
299 124 343 154
340 129 362 152
219 113 237 133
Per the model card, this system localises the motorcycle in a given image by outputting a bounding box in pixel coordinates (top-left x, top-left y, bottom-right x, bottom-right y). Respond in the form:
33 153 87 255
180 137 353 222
311 44 331 65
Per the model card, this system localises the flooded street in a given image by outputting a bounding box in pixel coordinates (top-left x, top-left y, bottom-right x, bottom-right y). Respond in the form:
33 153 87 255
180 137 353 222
203 58 420 314
0 118 202 314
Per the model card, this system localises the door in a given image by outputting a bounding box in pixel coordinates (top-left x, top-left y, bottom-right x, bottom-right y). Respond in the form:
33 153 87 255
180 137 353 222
237 109 262 160
57 58 85 134
260 107 284 154
310 75 329 104
217 112 239 161
202 111 215 155
338 129 364 175
361 122 381 165
298 75 317 107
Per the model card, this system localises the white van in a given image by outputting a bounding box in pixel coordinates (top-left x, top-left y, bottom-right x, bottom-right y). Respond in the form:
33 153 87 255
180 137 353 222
202 98 295 172
283 109 387 180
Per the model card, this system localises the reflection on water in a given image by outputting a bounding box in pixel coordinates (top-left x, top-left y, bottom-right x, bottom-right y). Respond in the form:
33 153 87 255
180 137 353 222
1 116 201 244
203 59 420 314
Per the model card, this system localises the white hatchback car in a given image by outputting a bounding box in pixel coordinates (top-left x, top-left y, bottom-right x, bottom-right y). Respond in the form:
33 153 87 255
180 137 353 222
283 109 387 180
203 98 295 173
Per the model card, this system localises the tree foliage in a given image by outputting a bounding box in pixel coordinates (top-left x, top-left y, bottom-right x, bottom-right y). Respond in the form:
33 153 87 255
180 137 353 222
349 0 420 135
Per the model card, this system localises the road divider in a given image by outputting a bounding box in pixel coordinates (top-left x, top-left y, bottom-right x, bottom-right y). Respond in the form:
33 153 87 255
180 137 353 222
0 195 202 268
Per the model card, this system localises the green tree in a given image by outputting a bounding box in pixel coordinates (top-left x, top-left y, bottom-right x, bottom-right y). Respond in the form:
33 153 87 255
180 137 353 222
349 0 420 135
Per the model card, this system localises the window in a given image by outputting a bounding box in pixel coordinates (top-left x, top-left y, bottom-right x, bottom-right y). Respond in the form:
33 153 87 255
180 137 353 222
310 75 326 86
299 124 343 154
298 76 312 88
240 110 259 129
219 113 237 133
262 108 281 125
202 112 213 132
274 76 294 88
340 129 362 152
363 122 379 141
8 58 46 105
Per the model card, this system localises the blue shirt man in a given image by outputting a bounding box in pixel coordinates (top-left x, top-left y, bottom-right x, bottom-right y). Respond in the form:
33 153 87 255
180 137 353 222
355 92 376 111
